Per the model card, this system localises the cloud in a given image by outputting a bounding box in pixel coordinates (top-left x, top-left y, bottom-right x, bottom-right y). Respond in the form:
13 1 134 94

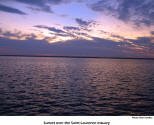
128 36 154 49
75 18 92 26
48 0 71 5
34 24 94 39
0 4 26 15
0 0 71 13
34 25 75 38
1 35 154 57
151 31 154 35
34 25 65 33
28 6 53 13
64 26 80 30
89 0 154 26
0 37 124 57
15 0 53 13
110 34 125 40
0 28 36 39
0 37 50 55
1 0 71 13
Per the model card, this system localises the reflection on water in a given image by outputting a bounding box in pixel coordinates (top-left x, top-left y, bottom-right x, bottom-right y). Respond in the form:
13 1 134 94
0 56 154 115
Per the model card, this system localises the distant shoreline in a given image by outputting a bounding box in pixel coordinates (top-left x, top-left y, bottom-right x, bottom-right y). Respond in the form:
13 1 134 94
0 55 154 60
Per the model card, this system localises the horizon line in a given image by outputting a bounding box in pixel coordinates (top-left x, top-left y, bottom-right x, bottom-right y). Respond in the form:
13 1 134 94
0 55 154 60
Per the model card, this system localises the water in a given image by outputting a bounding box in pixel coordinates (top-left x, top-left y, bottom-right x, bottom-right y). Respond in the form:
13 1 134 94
0 56 154 116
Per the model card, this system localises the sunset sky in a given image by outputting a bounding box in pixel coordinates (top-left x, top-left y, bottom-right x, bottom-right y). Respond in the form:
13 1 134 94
0 0 154 57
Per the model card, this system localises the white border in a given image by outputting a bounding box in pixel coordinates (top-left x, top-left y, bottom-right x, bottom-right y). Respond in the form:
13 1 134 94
0 116 153 125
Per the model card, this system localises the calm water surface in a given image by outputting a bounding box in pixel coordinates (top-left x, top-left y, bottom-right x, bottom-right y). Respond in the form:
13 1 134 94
0 56 154 115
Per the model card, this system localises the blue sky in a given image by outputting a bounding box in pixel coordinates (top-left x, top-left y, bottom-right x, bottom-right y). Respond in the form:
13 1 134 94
0 0 154 57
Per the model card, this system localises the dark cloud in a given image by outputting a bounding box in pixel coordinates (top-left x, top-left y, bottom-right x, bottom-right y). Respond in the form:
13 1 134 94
34 25 65 33
15 0 45 7
2 31 21 38
7 0 71 13
128 36 154 49
53 33 70 37
0 37 50 55
75 18 92 26
74 32 91 38
46 27 65 33
151 31 154 35
0 28 36 39
89 0 154 26
34 25 75 37
0 4 26 15
1 27 153 57
63 25 93 38
110 34 125 40
134 19 152 26
1 35 152 57
0 37 126 57
28 6 53 13
64 26 80 30
0 0 71 13
15 0 53 13
48 0 70 5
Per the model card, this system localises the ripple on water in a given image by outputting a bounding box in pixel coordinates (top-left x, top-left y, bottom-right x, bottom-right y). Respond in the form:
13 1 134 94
0 56 154 115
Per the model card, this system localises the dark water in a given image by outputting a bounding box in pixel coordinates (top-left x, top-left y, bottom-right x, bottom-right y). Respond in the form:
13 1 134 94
0 56 154 116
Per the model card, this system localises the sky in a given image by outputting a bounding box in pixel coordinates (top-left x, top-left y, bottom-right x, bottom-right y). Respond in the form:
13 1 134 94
0 0 154 58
